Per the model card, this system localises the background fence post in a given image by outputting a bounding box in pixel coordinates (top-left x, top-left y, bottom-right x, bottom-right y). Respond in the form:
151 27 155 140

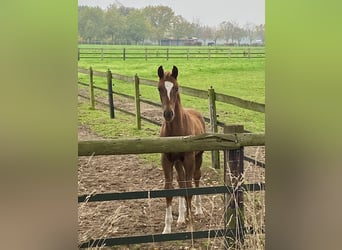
101 48 104 60
78 48 80 61
123 48 126 61
208 86 220 168
89 67 95 110
166 48 169 60
224 124 245 248
107 69 115 119
134 74 141 130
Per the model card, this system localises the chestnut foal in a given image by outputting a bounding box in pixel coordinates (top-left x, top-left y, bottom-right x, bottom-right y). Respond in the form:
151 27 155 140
157 65 205 234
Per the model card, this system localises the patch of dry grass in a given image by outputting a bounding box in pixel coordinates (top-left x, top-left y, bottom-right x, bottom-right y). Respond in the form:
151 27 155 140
78 154 128 249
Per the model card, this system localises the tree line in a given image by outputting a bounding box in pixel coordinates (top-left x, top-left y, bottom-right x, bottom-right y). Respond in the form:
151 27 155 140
78 4 265 46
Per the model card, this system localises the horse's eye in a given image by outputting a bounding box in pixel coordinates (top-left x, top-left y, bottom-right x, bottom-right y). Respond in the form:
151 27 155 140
158 87 162 92
174 87 179 92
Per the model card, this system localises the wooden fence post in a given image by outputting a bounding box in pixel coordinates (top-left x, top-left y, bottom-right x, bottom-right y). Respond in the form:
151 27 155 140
224 124 245 248
145 48 148 61
134 74 141 130
89 67 95 110
166 48 169 60
208 86 220 168
78 48 80 61
123 48 126 61
101 48 104 60
187 49 189 60
107 69 115 119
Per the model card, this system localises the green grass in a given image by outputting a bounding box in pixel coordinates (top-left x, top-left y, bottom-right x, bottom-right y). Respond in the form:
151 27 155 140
78 46 264 133
78 100 162 165
78 57 264 102
78 102 159 138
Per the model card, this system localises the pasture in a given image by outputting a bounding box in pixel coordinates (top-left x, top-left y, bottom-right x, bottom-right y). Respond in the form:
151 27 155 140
78 45 265 133
78 45 265 249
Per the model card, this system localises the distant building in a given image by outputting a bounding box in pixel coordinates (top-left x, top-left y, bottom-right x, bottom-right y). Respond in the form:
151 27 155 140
160 38 184 46
251 39 264 46
161 37 202 46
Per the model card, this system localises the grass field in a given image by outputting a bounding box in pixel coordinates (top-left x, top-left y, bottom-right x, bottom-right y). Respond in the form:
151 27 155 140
78 45 265 133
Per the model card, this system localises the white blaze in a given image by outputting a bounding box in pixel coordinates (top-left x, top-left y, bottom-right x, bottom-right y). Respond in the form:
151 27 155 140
165 81 174 100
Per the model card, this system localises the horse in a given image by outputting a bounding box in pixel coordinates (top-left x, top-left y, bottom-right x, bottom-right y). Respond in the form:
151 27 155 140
157 65 206 234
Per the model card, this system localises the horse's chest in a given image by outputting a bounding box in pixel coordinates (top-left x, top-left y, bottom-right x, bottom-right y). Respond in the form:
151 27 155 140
166 153 185 163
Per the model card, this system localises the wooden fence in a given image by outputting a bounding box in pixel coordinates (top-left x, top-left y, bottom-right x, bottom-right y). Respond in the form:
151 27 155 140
78 47 265 61
77 67 265 127
78 133 264 156
77 66 265 169
78 130 265 249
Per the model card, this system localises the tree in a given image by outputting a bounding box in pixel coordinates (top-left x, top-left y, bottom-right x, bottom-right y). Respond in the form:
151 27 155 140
143 6 175 44
254 24 265 43
220 20 243 45
104 4 125 43
235 26 246 45
170 15 193 41
125 9 148 44
244 22 256 44
78 6 105 43
199 25 214 44
78 4 265 46
220 21 234 43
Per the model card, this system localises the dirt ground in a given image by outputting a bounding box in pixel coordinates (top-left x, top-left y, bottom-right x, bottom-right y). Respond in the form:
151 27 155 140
78 90 265 249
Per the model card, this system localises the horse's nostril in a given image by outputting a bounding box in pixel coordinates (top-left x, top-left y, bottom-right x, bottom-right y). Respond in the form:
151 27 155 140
163 110 173 120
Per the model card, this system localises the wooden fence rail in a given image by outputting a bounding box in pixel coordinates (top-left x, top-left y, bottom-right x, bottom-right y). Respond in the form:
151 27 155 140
78 133 265 156
78 184 265 203
124 74 265 113
79 229 236 248
78 47 265 61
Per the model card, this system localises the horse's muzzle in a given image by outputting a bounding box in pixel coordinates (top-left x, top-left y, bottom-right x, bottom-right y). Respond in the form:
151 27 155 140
163 110 174 122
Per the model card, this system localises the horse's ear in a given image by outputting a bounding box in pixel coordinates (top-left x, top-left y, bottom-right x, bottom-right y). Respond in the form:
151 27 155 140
172 65 178 80
158 66 164 79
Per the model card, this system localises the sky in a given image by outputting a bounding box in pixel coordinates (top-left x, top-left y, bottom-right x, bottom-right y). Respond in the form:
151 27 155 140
78 0 265 27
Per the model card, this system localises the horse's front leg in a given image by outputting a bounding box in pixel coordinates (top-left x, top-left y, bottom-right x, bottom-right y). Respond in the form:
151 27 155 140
162 154 174 234
194 151 204 215
175 161 186 225
183 153 195 221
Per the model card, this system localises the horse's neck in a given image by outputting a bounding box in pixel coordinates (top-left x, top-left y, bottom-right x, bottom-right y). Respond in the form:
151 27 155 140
174 100 185 122
165 101 186 135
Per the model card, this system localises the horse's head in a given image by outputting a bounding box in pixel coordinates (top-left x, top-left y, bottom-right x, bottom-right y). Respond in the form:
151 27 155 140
157 65 179 123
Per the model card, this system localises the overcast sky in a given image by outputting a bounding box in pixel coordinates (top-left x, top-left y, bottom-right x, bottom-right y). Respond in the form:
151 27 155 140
78 0 264 27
